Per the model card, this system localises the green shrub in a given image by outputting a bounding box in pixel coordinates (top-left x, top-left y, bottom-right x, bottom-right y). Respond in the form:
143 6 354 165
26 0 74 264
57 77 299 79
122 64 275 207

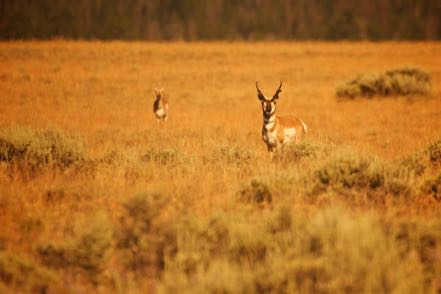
336 68 431 98
37 211 113 274
117 192 173 272
0 252 59 293
0 125 87 170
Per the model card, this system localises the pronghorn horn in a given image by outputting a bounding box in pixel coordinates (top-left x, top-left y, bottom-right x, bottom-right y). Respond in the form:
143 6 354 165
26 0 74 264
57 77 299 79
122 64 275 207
273 81 282 100
256 81 266 101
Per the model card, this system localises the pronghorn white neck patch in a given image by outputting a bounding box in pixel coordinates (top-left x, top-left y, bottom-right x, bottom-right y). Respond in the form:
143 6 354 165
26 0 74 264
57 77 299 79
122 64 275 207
265 122 275 130
264 115 276 123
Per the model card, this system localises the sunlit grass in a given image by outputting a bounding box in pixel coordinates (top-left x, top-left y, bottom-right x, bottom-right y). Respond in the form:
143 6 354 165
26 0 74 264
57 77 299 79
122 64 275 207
0 41 440 293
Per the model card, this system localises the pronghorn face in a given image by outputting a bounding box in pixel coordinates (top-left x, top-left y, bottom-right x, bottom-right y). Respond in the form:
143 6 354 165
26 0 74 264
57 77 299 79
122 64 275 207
155 87 164 100
261 99 276 115
256 81 282 115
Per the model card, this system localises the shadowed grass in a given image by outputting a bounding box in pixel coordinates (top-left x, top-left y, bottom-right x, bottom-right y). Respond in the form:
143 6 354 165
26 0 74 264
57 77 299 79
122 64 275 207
159 208 431 294
0 252 60 293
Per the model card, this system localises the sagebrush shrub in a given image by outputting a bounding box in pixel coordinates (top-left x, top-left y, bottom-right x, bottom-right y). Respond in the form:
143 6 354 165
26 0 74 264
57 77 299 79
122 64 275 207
238 179 272 205
159 209 428 294
0 126 86 170
141 147 179 165
397 154 427 177
336 68 431 98
168 214 230 275
309 150 419 198
0 252 59 293
202 144 254 167
117 192 173 272
311 152 383 193
37 211 113 275
273 141 321 163
421 173 441 201
427 139 441 165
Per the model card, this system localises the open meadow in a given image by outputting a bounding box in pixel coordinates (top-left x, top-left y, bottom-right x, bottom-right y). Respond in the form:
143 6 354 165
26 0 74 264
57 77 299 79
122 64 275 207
0 41 441 293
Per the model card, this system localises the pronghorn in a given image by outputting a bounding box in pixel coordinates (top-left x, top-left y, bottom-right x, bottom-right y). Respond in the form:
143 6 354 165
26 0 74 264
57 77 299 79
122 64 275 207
153 87 169 124
256 81 307 152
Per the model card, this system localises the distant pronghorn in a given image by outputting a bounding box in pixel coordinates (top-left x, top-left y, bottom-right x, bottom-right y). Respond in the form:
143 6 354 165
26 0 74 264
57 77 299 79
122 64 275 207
153 88 169 124
256 81 307 152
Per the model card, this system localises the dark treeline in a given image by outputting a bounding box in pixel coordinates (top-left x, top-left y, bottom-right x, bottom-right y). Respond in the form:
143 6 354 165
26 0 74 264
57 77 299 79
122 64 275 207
1 0 440 40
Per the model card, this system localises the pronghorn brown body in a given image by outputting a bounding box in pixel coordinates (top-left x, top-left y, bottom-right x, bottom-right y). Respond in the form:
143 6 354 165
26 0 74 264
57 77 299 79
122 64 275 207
256 81 307 152
153 88 169 124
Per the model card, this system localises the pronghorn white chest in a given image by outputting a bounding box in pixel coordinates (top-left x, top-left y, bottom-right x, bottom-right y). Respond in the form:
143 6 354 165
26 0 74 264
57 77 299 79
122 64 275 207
262 128 277 146
262 112 277 146
262 124 278 148
155 108 166 117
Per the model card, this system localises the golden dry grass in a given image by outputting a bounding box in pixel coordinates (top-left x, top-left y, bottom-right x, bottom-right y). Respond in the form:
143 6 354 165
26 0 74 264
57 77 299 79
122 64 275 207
0 41 440 293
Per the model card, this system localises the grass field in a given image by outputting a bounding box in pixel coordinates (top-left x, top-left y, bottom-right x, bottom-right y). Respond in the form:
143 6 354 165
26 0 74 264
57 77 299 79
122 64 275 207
0 41 440 293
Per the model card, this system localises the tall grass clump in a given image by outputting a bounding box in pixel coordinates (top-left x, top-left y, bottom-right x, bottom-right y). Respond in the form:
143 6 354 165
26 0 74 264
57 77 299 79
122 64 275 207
427 138 441 166
336 68 431 98
0 125 87 171
273 141 324 163
141 147 180 165
0 252 60 293
116 192 174 274
37 211 113 277
421 173 441 201
165 213 231 276
237 179 273 205
159 208 429 293
202 144 255 167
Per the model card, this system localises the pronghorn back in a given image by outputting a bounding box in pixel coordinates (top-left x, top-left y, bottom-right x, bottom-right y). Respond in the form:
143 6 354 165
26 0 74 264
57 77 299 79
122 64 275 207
276 115 307 144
